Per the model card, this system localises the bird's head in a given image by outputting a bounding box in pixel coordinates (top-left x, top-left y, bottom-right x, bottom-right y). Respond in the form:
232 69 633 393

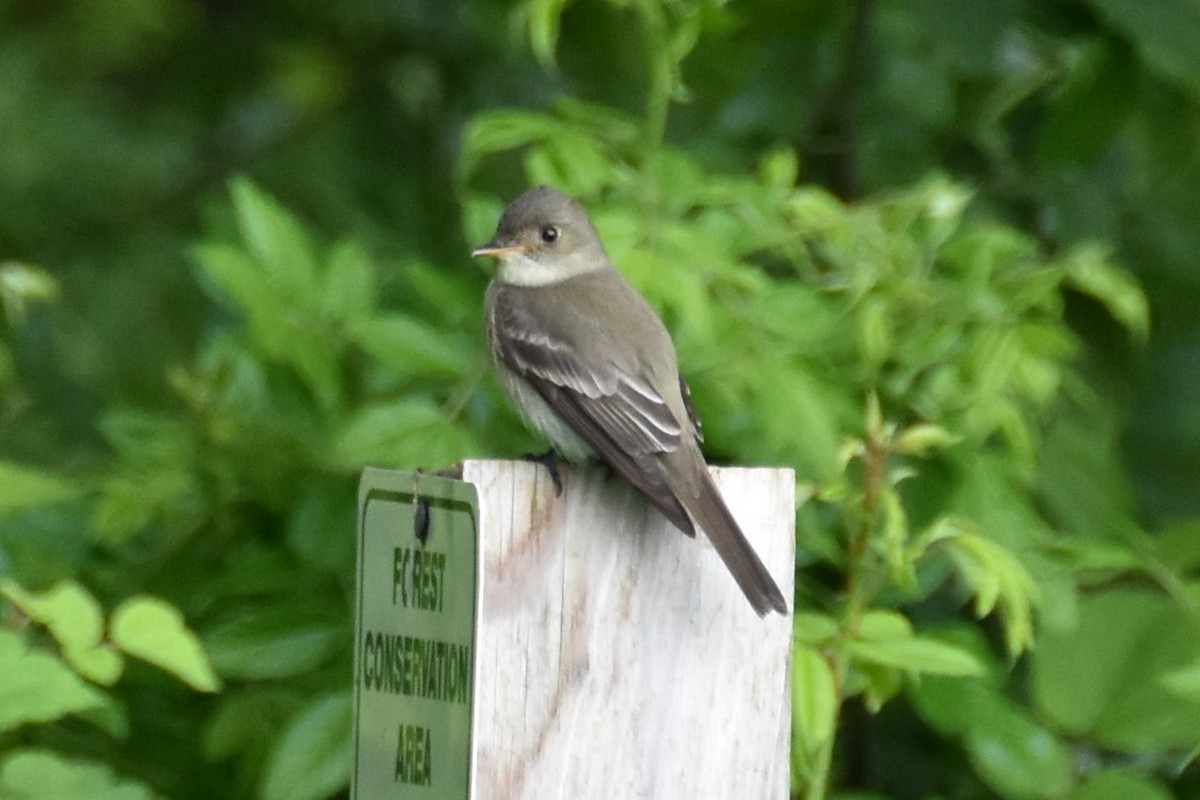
472 187 608 286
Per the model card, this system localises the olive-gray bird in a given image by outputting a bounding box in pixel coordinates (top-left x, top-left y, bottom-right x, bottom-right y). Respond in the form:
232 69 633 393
473 187 788 616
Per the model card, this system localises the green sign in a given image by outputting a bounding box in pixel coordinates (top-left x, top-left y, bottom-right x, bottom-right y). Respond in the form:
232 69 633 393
353 468 478 799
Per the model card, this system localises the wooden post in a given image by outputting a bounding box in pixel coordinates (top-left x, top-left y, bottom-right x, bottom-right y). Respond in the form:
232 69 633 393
462 459 794 799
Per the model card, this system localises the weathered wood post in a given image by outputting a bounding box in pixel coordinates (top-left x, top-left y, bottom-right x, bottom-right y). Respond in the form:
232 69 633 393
354 459 794 799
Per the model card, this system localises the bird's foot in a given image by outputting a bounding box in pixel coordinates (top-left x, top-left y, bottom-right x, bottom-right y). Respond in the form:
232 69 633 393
522 448 564 496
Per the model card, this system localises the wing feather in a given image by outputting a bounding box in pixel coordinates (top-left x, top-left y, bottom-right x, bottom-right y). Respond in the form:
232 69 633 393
490 283 694 535
501 319 682 455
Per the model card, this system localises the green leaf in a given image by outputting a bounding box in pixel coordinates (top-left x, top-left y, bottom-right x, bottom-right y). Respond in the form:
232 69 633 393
909 631 1074 799
893 423 960 457
98 408 193 463
202 543 310 600
1066 770 1174 800
261 691 352 800
203 689 301 763
2 579 102 655
792 645 837 751
230 177 319 300
286 480 355 574
0 261 57 302
89 410 201 545
1060 244 1149 339
879 487 914 590
931 526 1038 656
111 597 221 692
964 699 1074 800
554 97 641 143
332 399 477 470
920 179 973 247
75 701 130 741
397 259 479 323
1037 38 1139 166
0 631 109 733
0 343 12 388
846 635 985 677
864 391 884 436
856 609 913 640
0 750 155 800
285 331 343 412
203 601 347 680
320 239 377 323
1147 519 1200 574
0 460 79 512
1083 0 1200 98
524 130 614 197
0 261 58 325
192 242 275 320
0 580 122 685
461 193 506 252
785 188 847 233
193 187 345 411
346 315 475 380
665 5 702 69
1161 660 1200 703
792 611 839 644
1033 588 1200 751
63 646 124 687
845 611 984 678
523 0 569 69
854 659 904 713
1036 402 1143 546
757 147 798 191
909 672 1006 737
91 466 198 545
856 296 892 369
459 110 563 182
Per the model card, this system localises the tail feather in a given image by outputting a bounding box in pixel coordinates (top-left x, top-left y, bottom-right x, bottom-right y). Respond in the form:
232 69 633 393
681 464 789 616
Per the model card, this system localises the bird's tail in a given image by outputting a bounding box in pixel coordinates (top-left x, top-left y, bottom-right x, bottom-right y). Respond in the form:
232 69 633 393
679 458 790 616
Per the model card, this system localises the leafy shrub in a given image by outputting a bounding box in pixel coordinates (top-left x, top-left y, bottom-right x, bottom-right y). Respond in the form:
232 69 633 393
3 1 1199 799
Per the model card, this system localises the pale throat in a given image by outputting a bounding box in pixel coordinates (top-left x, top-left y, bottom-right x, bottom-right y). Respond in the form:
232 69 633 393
494 251 600 287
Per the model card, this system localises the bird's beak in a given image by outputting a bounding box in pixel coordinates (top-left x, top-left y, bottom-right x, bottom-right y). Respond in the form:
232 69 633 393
471 242 527 259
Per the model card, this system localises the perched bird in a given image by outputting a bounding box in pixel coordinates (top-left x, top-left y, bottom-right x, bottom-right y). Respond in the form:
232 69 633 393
472 187 788 616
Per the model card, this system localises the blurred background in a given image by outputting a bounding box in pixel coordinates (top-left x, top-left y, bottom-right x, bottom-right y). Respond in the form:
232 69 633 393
2 1 1199 798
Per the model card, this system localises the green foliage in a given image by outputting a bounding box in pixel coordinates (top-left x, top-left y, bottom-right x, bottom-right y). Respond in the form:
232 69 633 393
0 580 218 799
0 749 156 800
1034 590 1200 752
0 461 78 515
0 630 109 733
110 597 221 693
459 83 1162 797
1 0 1199 798
260 692 352 800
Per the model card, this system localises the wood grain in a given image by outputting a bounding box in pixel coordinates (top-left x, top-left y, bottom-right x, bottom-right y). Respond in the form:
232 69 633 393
461 459 794 799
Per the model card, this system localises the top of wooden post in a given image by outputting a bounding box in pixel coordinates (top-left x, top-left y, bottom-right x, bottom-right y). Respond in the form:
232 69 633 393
461 459 794 800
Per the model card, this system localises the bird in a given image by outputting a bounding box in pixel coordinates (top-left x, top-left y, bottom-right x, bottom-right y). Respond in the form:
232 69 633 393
471 187 789 617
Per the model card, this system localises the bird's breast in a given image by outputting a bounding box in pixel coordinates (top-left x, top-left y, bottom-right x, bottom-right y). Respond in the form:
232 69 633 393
491 358 595 462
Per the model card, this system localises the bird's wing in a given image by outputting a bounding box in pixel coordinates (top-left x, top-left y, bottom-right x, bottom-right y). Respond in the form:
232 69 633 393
678 376 704 444
490 283 696 535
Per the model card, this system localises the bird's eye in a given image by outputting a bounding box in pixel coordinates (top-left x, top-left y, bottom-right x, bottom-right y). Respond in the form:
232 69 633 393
540 225 560 243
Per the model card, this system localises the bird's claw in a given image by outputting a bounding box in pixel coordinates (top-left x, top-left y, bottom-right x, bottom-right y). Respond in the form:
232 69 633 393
522 448 564 495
